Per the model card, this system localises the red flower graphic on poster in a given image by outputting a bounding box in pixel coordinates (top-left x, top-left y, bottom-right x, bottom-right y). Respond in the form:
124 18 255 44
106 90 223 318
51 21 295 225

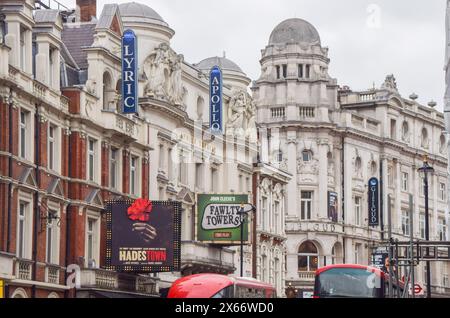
127 198 153 222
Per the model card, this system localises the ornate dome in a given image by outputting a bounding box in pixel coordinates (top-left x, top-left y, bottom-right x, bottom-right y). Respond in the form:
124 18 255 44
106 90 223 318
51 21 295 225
119 2 168 26
195 56 245 74
269 18 321 46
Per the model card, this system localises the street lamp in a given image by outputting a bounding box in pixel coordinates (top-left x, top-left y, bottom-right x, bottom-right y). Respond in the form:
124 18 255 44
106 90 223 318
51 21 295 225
237 204 256 277
418 155 434 298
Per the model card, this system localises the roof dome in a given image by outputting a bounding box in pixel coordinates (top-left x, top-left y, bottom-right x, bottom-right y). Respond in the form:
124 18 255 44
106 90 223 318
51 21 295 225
119 2 168 26
269 18 321 46
195 56 245 74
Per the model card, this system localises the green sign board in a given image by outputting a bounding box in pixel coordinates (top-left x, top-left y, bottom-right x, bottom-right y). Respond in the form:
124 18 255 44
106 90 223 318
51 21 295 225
196 194 250 245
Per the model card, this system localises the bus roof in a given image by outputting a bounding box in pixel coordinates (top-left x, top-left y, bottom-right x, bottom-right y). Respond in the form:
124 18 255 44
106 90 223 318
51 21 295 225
167 274 234 298
316 264 385 277
167 274 275 298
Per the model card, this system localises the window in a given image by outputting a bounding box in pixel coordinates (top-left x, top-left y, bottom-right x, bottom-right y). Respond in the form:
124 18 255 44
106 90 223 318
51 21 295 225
277 150 283 163
86 217 99 268
355 196 362 226
17 202 28 259
438 218 447 241
302 150 312 162
261 196 267 230
440 183 446 201
20 27 26 71
300 191 313 220
298 241 319 272
158 144 164 170
19 110 28 159
305 64 311 78
0 18 5 44
110 148 118 189
168 148 173 180
419 214 425 239
48 125 56 171
421 128 429 149
388 166 394 187
211 167 218 192
274 200 280 233
390 119 397 139
298 64 303 78
402 121 409 141
276 66 280 79
282 64 287 78
401 210 410 236
195 163 203 190
354 243 361 264
46 209 58 264
49 48 55 86
178 153 187 185
87 139 96 182
402 172 409 192
130 156 138 195
261 253 267 281
238 175 243 193
440 135 447 154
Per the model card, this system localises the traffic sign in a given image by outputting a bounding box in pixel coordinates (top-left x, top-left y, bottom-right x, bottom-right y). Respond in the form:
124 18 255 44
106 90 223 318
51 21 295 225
409 283 424 296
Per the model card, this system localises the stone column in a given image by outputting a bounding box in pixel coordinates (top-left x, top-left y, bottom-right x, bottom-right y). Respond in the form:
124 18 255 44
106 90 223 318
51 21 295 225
35 39 49 84
318 139 328 220
4 20 19 69
286 130 298 217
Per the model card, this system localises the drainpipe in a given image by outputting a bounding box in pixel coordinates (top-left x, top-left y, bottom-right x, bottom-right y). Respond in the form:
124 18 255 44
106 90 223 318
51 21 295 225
341 135 346 264
64 127 72 298
6 90 13 253
32 104 41 298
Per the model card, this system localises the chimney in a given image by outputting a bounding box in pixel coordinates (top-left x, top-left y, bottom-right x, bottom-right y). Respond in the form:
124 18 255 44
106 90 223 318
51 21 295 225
76 0 97 22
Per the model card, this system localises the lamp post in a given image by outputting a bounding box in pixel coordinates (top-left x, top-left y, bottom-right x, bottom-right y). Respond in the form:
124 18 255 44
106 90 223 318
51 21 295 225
237 204 256 277
418 155 434 298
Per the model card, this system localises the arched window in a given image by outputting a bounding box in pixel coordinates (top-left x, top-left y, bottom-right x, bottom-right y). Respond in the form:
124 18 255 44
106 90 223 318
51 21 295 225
302 150 313 162
331 242 343 265
355 156 362 171
196 96 204 120
440 134 447 154
102 72 114 110
298 241 319 272
115 79 122 112
12 288 28 298
402 121 409 141
276 150 283 162
421 128 429 149
370 161 377 176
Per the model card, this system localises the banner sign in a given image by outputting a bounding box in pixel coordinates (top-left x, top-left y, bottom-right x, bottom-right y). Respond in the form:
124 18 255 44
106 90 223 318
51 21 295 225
196 194 249 245
105 199 181 273
368 177 380 226
122 29 138 114
327 191 338 223
371 247 389 272
209 66 223 135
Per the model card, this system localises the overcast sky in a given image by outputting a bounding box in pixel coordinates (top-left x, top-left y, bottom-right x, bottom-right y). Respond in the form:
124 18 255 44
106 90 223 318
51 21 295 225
57 0 447 110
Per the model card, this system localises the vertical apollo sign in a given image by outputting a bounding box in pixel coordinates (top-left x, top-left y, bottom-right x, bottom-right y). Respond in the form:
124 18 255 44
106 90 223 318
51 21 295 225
209 66 223 134
122 29 138 114
368 177 379 226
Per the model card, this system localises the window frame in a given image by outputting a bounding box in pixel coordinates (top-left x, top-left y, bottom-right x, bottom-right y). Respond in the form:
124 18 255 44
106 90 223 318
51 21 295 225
85 212 100 268
87 138 97 182
300 191 313 220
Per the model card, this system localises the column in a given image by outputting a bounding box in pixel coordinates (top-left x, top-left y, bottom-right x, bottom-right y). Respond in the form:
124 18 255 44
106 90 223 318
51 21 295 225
318 139 328 219
286 130 298 217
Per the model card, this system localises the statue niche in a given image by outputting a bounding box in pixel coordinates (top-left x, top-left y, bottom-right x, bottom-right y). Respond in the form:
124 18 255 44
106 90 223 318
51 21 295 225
226 89 257 141
143 43 185 106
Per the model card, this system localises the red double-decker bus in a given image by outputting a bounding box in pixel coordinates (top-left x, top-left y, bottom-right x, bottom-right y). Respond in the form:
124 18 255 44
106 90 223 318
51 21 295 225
313 264 404 298
167 274 276 298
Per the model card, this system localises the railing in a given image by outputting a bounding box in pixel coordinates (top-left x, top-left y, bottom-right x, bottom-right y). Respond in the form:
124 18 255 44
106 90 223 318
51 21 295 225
360 93 375 102
136 276 157 294
299 107 315 120
298 271 315 281
271 107 286 119
33 81 47 100
46 266 60 285
16 259 32 280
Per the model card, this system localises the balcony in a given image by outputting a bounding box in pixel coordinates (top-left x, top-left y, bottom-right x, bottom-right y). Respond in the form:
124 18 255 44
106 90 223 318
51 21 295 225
100 110 138 141
181 241 235 275
298 271 315 281
79 268 158 297
45 265 61 285
15 259 33 281
0 252 14 280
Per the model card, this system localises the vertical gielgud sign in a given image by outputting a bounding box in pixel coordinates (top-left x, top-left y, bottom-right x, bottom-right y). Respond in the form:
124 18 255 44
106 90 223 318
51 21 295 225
327 191 338 223
196 194 249 245
368 178 379 226
105 199 181 273
122 29 138 114
209 66 223 134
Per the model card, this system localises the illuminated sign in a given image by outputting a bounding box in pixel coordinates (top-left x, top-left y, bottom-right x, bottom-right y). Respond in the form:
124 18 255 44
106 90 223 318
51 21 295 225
196 194 249 245
368 177 379 226
328 191 338 223
105 199 181 273
209 66 223 134
122 29 138 114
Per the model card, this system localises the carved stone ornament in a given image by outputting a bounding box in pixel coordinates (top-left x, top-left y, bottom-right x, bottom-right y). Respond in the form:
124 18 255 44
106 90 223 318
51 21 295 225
143 43 185 106
226 89 257 141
